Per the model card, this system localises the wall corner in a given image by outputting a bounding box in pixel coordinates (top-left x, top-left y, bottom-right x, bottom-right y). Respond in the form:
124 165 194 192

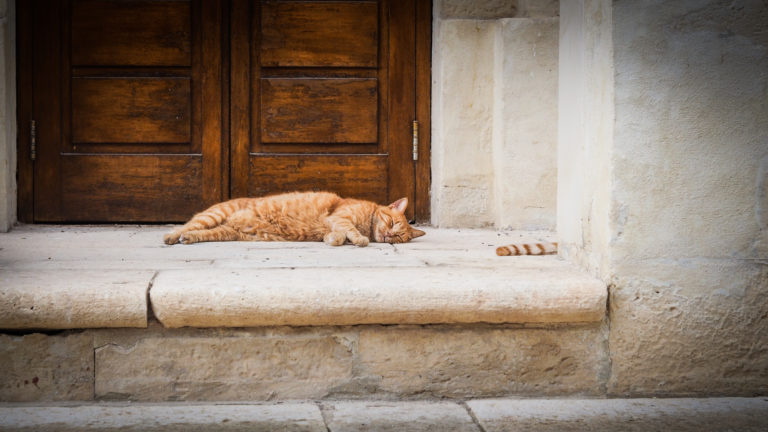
0 0 17 232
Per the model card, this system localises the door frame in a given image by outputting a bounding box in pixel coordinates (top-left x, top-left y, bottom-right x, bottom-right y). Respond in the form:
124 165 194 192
16 0 432 223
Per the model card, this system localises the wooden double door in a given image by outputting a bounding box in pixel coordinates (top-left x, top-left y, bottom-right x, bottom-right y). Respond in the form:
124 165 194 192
18 0 431 222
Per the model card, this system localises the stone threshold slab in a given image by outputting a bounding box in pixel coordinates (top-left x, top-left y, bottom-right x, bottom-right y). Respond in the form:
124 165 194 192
466 398 768 431
0 402 326 432
1 398 766 432
0 270 151 329
150 262 606 328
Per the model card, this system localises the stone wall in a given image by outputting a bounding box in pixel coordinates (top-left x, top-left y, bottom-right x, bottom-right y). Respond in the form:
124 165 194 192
1 322 609 402
559 0 768 396
0 0 15 232
431 0 559 229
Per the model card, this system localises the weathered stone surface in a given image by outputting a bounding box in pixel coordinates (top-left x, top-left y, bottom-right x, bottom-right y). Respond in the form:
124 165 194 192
322 401 479 432
436 0 518 19
432 13 559 229
212 243 424 269
95 333 357 400
516 0 559 18
493 17 559 230
0 270 150 329
0 403 327 432
605 0 768 396
0 333 93 401
468 398 768 432
432 19 497 227
608 260 768 395
357 324 608 398
150 265 606 328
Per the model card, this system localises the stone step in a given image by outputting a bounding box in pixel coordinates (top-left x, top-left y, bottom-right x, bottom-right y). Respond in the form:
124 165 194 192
1 226 609 403
1 398 767 431
1 226 606 329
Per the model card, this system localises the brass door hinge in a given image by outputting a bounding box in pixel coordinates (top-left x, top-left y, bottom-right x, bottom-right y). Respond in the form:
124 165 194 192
412 120 419 161
30 120 36 161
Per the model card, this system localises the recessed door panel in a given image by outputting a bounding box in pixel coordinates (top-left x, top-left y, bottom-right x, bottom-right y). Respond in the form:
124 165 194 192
71 77 192 144
260 1 378 68
260 78 378 144
23 0 222 222
231 0 420 217
71 0 192 67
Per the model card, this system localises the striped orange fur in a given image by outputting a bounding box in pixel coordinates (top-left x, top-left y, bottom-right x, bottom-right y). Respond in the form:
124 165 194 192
496 241 558 256
164 191 425 247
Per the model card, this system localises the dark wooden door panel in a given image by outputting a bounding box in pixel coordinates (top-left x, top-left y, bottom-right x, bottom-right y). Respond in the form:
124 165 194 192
249 155 387 204
260 78 378 144
61 155 202 221
260 1 378 68
71 77 191 144
71 0 192 67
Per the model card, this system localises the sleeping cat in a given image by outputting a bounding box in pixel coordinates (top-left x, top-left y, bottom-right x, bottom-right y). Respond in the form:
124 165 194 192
164 191 426 247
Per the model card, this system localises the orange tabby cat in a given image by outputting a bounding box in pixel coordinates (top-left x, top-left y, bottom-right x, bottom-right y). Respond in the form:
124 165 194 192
496 242 558 256
164 191 425 247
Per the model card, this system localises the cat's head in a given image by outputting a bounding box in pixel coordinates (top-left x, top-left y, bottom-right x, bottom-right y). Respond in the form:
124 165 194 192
373 198 426 244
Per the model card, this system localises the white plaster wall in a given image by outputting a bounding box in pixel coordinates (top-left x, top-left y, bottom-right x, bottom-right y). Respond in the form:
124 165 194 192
607 0 768 396
559 0 768 395
557 0 613 278
432 0 560 229
0 0 15 232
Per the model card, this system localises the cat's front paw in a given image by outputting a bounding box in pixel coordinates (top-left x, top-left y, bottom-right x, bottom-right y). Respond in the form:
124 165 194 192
324 232 346 246
353 237 369 247
164 231 181 245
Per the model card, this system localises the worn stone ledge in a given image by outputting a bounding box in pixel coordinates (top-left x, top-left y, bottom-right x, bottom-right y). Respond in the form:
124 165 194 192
150 263 606 328
321 401 479 432
0 403 326 432
466 398 768 432
1 398 767 432
0 270 151 329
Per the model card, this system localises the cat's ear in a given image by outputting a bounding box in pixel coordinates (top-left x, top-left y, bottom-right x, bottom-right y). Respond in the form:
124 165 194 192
411 228 426 239
388 197 408 213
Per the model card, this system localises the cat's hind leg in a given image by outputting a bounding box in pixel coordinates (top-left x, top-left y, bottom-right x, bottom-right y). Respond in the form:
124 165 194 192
180 225 242 244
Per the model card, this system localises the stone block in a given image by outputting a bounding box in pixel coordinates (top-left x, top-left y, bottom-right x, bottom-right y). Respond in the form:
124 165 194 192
149 265 606 328
0 270 150 329
467 398 768 432
608 260 768 396
357 324 608 398
432 19 497 227
0 403 327 432
436 0 518 19
516 0 559 18
322 401 479 432
0 333 93 401
493 17 559 230
95 333 356 401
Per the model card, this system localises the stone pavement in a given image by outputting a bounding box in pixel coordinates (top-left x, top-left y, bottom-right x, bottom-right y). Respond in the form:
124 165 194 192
1 398 767 431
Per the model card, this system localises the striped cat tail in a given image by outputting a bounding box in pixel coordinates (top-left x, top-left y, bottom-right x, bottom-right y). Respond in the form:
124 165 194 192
496 242 558 256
